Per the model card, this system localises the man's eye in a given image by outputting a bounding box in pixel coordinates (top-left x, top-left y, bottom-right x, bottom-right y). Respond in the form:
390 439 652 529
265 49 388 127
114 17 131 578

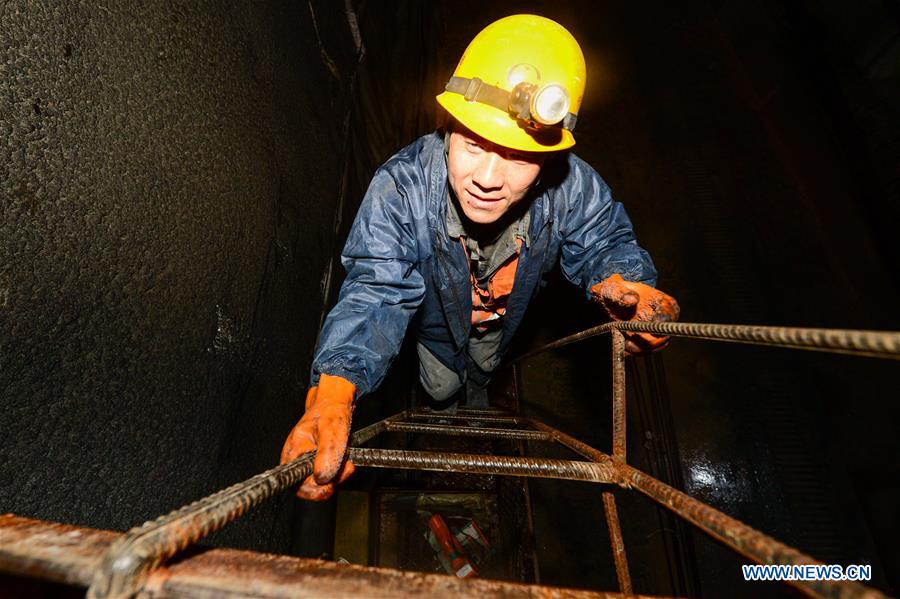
466 140 483 151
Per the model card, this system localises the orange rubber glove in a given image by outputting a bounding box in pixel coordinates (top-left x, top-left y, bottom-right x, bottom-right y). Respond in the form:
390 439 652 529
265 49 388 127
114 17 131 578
590 274 680 356
280 373 356 501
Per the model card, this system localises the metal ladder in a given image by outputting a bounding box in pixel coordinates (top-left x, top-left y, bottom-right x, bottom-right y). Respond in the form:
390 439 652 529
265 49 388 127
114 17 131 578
1 320 896 598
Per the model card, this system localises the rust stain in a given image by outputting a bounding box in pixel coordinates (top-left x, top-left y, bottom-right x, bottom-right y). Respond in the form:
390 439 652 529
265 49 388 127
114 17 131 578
610 329 627 461
1 515 659 598
602 493 632 595
0 514 116 586
150 545 654 598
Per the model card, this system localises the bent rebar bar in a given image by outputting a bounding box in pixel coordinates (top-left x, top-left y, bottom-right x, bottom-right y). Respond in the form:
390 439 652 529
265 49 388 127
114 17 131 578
386 420 551 441
510 321 900 363
86 438 614 597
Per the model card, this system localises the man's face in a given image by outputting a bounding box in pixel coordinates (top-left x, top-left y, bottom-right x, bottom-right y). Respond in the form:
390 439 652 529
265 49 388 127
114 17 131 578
447 124 546 225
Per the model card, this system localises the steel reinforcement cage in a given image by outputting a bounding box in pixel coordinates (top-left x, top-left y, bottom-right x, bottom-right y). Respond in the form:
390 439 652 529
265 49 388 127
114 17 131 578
1 321 897 598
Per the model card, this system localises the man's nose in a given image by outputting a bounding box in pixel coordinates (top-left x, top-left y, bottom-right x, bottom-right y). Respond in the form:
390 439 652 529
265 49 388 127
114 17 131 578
472 152 503 190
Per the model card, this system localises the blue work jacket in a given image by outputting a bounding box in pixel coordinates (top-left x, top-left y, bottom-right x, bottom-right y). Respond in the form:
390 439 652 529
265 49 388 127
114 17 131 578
312 132 657 397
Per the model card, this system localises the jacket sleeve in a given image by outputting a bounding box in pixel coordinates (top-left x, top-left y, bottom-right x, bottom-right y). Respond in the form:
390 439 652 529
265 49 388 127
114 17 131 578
558 156 658 300
311 167 425 397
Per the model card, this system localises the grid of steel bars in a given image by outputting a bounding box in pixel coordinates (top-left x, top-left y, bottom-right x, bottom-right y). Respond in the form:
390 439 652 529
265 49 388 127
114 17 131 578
0 321 895 598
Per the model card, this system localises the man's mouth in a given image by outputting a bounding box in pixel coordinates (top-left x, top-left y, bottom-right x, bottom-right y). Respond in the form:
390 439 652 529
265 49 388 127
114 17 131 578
465 189 504 209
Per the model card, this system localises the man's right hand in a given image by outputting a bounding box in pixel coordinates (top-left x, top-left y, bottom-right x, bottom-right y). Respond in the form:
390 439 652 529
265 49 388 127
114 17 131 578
280 373 356 501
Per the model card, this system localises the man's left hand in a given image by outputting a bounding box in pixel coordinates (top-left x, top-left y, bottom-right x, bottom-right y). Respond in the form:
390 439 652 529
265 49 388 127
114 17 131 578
590 274 680 356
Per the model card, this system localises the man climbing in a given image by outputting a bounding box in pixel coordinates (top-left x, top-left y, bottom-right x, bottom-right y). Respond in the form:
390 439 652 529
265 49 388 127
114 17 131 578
281 15 680 500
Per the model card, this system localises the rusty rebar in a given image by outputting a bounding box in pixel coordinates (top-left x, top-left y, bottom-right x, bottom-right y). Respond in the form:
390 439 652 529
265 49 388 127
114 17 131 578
412 406 509 415
349 410 408 445
615 321 900 359
87 453 317 598
86 414 615 598
611 329 627 462
509 322 616 363
526 409 633 592
510 321 900 363
618 463 887 599
350 448 617 483
385 421 551 441
512 362 543 584
524 418 613 464
602 492 632 594
87 411 405 599
407 412 523 425
2 515 653 598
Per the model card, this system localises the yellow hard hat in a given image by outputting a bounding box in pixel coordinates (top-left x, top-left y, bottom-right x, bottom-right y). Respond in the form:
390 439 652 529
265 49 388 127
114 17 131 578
436 14 586 152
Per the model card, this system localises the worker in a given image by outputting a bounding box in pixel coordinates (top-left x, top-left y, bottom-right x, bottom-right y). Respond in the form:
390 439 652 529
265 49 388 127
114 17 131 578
281 15 680 500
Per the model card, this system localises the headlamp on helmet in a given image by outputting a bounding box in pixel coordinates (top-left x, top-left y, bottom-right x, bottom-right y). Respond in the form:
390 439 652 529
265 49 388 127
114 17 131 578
510 82 571 126
445 76 578 131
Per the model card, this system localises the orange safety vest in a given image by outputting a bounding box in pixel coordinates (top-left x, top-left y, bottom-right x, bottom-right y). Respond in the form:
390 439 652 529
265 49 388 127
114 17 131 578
462 238 523 331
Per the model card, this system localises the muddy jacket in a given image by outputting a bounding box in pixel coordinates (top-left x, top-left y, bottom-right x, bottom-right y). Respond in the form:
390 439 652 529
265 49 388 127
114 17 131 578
312 132 657 397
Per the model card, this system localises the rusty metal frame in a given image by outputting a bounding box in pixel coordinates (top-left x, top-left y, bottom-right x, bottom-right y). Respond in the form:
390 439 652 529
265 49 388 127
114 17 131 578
0 514 649 598
1 321 897 598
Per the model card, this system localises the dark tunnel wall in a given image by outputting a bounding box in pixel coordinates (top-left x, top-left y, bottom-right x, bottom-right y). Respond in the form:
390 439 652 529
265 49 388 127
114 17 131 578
0 1 359 552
